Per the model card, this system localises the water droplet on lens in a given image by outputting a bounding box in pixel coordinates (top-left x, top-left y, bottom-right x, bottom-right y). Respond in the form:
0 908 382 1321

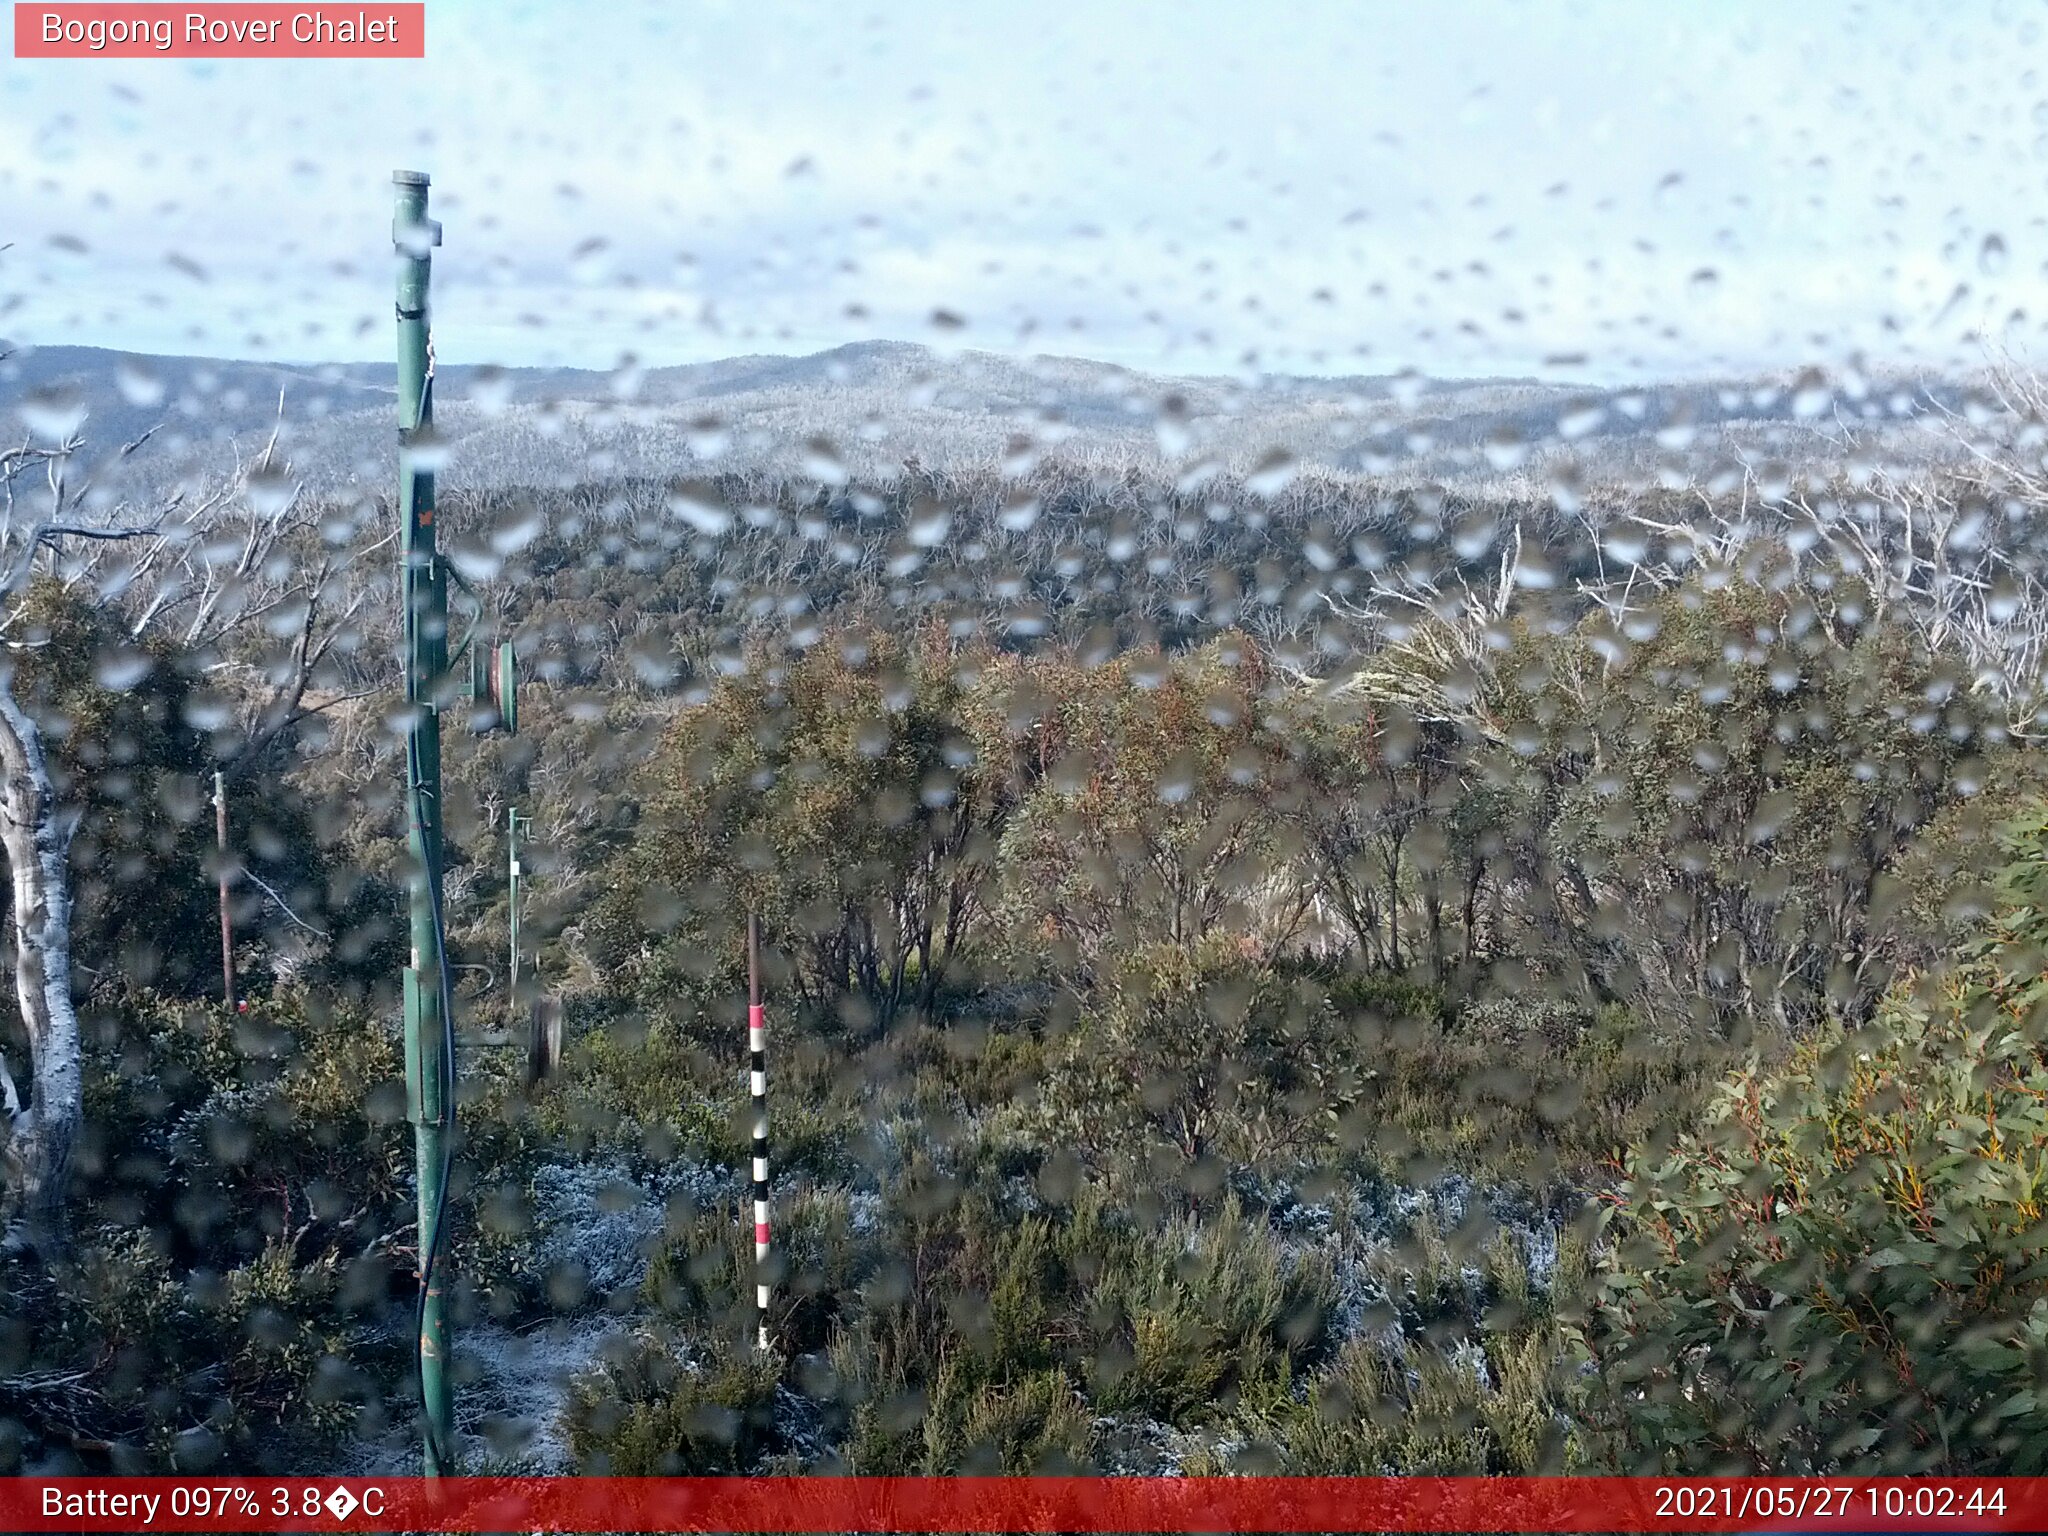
1155 394 1192 456
404 429 451 475
94 647 152 691
998 491 1041 532
907 498 952 548
1558 401 1606 439
490 502 544 555
1602 522 1650 566
467 366 513 416
668 482 732 535
246 469 294 518
1002 434 1040 479
1244 448 1297 497
687 414 730 459
1483 429 1526 470
802 437 847 486
1790 370 1831 420
569 236 611 283
394 219 438 260
18 387 85 441
115 358 164 407
1547 461 1583 514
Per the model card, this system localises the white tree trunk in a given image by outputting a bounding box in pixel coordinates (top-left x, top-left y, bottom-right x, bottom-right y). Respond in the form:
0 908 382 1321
0 423 347 1255
0 676 81 1254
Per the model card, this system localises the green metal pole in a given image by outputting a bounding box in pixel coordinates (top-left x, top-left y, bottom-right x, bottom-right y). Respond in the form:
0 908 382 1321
393 168 455 1477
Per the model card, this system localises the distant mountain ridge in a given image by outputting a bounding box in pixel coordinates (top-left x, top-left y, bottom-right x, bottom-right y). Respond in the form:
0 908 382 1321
0 338 1976 507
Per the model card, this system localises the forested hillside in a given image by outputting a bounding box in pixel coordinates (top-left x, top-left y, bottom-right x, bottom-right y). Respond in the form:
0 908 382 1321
5 396 2048 1478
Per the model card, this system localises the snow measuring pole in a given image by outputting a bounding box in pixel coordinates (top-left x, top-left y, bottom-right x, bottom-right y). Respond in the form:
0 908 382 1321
749 911 771 1351
394 168 456 1477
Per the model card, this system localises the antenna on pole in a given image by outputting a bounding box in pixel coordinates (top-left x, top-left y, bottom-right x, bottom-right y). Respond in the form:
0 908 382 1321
749 911 771 1352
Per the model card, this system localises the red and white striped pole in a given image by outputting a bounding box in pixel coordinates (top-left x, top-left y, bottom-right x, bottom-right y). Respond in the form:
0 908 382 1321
748 911 770 1352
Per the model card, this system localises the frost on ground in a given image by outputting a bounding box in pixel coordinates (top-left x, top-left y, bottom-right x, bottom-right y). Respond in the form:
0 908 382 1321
330 1318 629 1476
344 1153 1575 1474
1242 1167 1575 1359
530 1157 731 1300
458 1317 635 1472
335 1158 741 1473
1089 1412 1289 1476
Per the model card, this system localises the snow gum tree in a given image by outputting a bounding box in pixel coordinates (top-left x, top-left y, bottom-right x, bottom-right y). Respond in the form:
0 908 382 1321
0 414 375 1253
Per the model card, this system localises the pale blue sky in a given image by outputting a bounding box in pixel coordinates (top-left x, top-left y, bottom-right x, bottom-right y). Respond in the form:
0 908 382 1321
2 1 2043 382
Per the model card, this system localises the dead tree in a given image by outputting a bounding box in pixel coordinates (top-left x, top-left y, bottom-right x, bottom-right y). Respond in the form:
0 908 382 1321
0 404 378 1254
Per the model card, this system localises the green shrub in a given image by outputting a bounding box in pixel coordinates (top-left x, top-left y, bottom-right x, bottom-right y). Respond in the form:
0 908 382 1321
1453 993 1590 1053
1250 1330 1578 1474
1087 1201 1336 1426
2 990 406 1472
73 989 408 1253
645 1184 872 1355
564 1334 782 1473
918 1359 1092 1473
1582 806 2048 1472
1342 992 1727 1187
1038 936 1369 1187
1326 971 1449 1028
2 1226 376 1471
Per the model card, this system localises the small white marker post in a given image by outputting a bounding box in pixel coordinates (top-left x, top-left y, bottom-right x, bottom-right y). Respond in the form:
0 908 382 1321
748 911 771 1352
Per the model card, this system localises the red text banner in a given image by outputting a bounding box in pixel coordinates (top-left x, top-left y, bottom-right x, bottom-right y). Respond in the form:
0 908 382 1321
4 1476 2041 1533
14 4 424 57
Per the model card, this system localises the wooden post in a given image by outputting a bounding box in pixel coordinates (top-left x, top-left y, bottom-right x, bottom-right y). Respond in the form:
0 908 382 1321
213 770 233 1011
526 995 561 1088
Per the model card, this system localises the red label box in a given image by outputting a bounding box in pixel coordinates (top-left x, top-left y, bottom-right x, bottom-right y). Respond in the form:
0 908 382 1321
14 3 424 57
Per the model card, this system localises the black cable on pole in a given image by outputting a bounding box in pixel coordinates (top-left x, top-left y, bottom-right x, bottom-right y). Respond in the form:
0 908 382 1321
407 723 457 1473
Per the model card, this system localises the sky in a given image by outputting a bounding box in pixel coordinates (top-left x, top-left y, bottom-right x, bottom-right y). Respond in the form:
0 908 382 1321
3 0 2046 385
